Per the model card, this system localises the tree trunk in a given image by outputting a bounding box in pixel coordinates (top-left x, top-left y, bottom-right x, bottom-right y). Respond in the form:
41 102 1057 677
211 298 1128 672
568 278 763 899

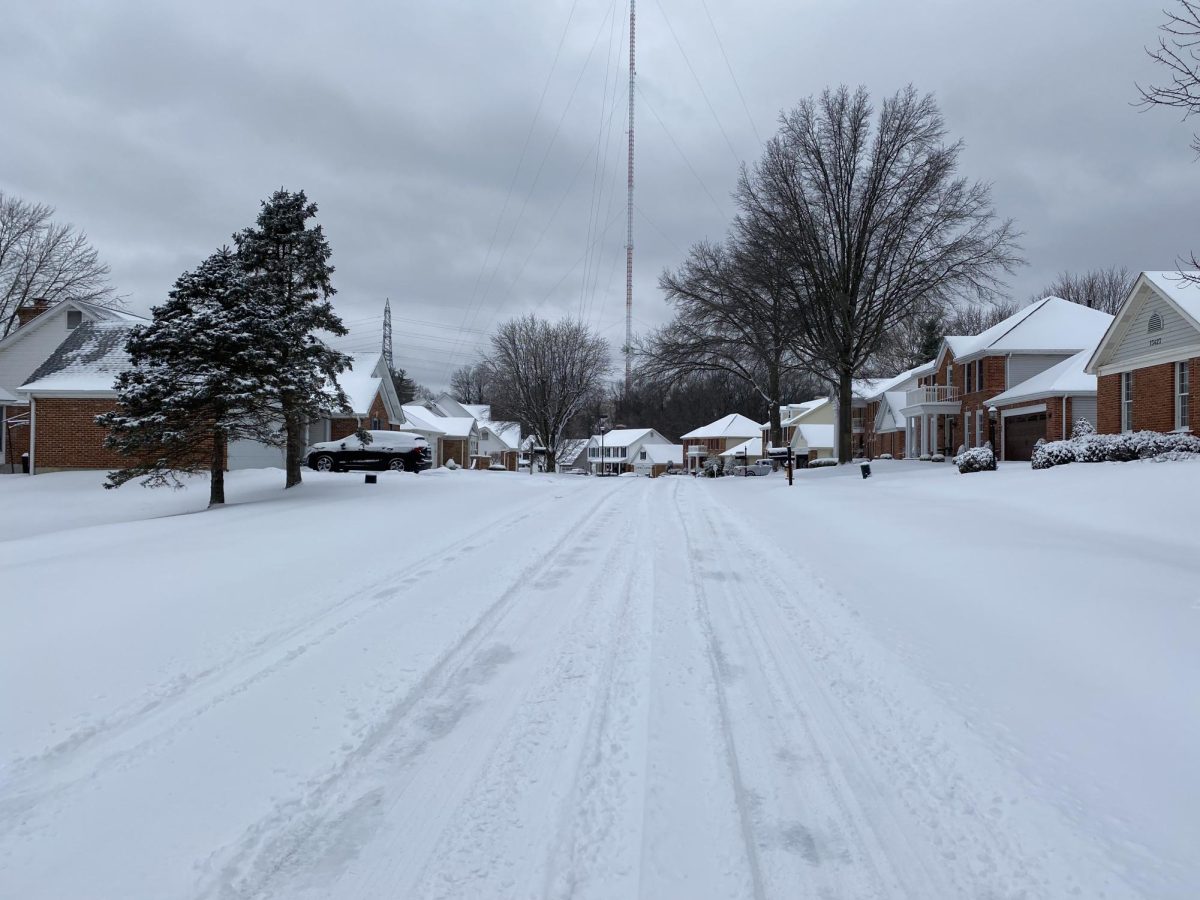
837 371 854 464
285 410 305 489
209 433 226 507
768 363 782 448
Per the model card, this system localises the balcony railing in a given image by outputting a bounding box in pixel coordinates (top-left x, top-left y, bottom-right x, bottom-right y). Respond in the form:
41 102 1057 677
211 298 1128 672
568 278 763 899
905 385 960 407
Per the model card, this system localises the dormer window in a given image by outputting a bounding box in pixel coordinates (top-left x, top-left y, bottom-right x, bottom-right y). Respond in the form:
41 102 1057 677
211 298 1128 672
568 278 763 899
1148 311 1164 333
66 310 83 330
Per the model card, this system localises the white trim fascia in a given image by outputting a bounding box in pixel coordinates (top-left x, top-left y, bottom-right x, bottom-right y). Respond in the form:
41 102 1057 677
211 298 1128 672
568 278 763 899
989 390 1095 408
1087 274 1200 374
1095 343 1200 377
1000 403 1047 418
29 396 36 474
19 389 118 399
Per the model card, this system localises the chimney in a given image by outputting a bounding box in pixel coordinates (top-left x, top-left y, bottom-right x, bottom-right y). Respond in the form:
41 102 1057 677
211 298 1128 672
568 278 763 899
15 298 52 329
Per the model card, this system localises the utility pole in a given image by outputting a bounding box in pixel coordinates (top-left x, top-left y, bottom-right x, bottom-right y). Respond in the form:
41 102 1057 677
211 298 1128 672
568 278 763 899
624 0 636 395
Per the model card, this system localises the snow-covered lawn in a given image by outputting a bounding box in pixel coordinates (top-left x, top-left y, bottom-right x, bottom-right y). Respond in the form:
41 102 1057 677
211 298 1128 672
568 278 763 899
0 462 1194 898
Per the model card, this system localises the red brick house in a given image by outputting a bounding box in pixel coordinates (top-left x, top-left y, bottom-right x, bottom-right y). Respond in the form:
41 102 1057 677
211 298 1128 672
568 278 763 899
0 298 145 472
902 297 1113 460
681 414 764 473
1085 271 1200 436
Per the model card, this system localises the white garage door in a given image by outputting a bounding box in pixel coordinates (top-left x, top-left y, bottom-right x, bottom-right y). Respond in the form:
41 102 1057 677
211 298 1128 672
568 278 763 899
227 439 286 471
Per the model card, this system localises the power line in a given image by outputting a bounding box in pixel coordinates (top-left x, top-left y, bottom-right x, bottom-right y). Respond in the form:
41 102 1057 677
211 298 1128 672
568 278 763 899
699 0 763 145
637 83 727 218
653 0 742 166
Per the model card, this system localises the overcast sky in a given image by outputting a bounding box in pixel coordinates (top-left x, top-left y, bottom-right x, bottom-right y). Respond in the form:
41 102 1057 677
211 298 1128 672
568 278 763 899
2 1 1194 389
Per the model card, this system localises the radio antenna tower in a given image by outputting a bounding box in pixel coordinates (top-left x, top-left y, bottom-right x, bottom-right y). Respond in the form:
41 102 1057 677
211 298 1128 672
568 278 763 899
382 297 394 372
624 0 636 394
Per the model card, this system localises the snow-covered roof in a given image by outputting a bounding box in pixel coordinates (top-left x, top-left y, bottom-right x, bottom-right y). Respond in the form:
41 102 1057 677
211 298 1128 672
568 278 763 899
987 348 1097 406
19 321 134 394
400 404 447 435
942 297 1113 363
792 423 834 450
680 413 764 440
639 443 684 465
338 355 383 416
555 438 589 465
874 392 908 432
864 360 937 400
590 427 660 448
1142 271 1200 327
430 416 476 439
720 437 764 458
462 403 490 420
780 397 831 427
480 420 521 449
0 386 22 404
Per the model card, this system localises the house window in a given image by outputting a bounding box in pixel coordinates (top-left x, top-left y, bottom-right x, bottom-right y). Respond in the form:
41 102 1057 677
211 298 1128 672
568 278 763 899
1121 372 1134 433
1177 361 1190 430
370 417 380 430
976 410 983 447
639 449 647 459
1148 312 1164 333
977 360 985 390
66 310 83 330
965 363 973 394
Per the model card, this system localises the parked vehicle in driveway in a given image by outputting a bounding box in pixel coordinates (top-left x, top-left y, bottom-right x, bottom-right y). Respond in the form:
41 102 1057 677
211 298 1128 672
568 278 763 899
733 459 774 476
305 430 431 473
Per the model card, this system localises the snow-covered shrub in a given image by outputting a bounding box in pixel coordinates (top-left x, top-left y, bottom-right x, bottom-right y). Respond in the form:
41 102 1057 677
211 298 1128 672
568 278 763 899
955 444 965 456
919 453 931 461
808 457 837 468
955 446 996 473
1071 418 1095 439
930 453 946 463
879 453 893 460
703 456 723 477
444 458 459 470
1032 440 1075 469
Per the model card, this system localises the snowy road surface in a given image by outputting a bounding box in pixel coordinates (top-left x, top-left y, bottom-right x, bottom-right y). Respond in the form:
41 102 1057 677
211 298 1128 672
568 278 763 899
0 466 1191 898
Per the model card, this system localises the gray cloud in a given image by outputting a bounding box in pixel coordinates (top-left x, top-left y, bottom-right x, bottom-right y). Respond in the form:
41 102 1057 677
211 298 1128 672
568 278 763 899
2 0 1195 387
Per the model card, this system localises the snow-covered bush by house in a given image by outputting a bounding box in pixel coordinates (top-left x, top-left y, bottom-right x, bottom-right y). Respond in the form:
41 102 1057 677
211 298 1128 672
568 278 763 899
703 456 723 477
1071 418 1096 439
919 454 931 461
1033 430 1200 469
930 453 946 463
955 446 996 473
808 457 837 468
878 453 893 460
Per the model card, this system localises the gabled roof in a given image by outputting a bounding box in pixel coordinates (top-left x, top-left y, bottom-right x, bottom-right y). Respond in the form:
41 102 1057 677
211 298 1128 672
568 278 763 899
400 404 447 435
779 397 831 427
791 423 834 450
429 393 474 419
19 321 135 394
720 437 763 458
680 413 764 440
555 438 589 465
939 297 1112 365
639 443 684 465
588 427 667 448
1085 271 1200 374
462 403 490 420
874 391 908 432
988 348 1097 407
430 416 477 439
339 354 385 416
0 299 143 353
480 419 521 449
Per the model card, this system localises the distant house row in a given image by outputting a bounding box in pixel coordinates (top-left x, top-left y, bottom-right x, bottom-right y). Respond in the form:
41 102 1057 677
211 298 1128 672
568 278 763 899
0 298 523 475
836 271 1200 461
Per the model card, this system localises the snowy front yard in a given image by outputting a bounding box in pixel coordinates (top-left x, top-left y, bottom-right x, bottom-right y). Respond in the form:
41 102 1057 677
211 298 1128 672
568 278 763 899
0 463 1195 898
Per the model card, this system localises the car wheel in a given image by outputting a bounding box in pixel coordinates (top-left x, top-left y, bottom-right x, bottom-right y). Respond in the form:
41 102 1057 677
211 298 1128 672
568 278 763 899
387 457 405 471
314 454 336 472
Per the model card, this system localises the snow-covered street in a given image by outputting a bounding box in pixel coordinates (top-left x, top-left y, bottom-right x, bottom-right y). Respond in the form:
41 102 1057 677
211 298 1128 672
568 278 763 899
1 464 1195 899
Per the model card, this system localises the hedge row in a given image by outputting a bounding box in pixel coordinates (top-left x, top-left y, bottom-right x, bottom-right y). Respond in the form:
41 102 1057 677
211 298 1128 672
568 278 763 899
1032 430 1200 469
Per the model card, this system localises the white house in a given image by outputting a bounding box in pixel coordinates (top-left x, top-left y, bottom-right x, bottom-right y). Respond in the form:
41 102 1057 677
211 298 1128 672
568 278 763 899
585 427 673 474
632 442 684 477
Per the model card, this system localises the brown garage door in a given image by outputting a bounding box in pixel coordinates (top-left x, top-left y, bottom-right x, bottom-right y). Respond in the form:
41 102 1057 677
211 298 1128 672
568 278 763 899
1004 412 1047 461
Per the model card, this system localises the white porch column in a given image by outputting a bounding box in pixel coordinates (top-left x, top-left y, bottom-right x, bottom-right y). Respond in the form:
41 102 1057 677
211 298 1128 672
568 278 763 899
932 415 939 455
921 415 928 456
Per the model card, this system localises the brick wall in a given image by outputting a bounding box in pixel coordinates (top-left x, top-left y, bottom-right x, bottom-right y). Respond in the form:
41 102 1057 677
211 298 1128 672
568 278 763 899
441 437 468 467
33 397 126 471
957 356 1007 449
1097 373 1121 434
2 405 31 467
1095 357 1199 434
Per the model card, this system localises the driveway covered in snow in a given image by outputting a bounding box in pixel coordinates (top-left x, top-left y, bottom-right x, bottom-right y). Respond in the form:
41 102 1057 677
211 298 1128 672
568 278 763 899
0 464 1193 898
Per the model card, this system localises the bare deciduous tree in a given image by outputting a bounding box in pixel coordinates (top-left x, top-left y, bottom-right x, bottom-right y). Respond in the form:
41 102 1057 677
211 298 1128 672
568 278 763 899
642 236 811 446
1139 0 1200 152
0 191 118 336
485 316 610 472
737 85 1021 462
449 363 492 405
1035 266 1134 314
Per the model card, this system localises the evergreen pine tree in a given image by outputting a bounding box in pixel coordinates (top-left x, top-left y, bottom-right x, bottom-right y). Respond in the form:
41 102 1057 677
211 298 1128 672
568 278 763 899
390 365 417 405
234 189 350 488
917 315 944 362
99 248 279 506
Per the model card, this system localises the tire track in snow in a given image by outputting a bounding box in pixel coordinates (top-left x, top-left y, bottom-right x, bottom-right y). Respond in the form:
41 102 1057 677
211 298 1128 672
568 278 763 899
694 481 1142 899
0 484 623 848
190 481 641 900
